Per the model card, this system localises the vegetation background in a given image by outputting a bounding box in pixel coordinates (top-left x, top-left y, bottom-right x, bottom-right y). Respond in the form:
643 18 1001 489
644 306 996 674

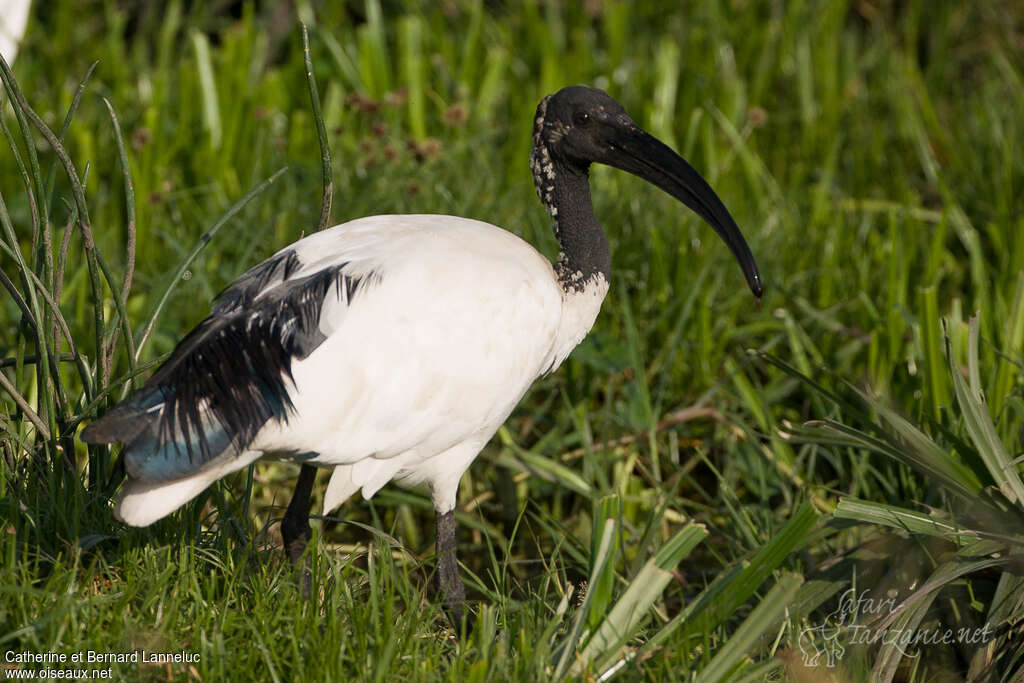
2 0 1023 680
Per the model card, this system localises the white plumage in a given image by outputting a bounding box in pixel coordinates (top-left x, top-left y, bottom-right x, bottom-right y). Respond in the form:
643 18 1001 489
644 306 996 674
114 215 607 526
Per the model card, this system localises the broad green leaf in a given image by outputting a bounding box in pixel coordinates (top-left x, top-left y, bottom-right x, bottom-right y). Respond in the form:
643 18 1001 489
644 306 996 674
574 522 708 675
695 573 803 683
835 498 976 540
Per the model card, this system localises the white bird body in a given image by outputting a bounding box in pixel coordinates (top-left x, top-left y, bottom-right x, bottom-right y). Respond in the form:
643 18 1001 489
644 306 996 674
114 214 608 526
84 86 761 620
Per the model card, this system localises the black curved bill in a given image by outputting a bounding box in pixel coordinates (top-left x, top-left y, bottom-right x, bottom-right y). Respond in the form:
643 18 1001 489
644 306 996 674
604 127 763 298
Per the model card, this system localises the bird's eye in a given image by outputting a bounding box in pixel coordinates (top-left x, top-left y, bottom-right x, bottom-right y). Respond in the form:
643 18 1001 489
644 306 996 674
573 111 590 126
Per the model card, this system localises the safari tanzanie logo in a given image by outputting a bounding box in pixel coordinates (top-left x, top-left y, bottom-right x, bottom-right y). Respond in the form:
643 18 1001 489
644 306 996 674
799 586 995 668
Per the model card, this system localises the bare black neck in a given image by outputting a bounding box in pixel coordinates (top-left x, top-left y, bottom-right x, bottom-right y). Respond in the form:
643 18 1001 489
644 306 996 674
530 142 611 292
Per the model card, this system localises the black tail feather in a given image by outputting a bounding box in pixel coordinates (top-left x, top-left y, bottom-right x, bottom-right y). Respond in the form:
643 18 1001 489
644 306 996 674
80 397 156 445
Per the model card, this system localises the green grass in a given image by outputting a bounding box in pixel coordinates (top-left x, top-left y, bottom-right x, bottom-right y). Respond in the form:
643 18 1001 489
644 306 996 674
2 1 1024 680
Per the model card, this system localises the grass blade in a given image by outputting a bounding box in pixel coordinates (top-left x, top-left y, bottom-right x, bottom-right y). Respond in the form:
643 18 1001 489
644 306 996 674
951 317 1024 504
302 23 333 232
835 497 975 540
694 573 802 683
575 522 708 675
191 29 222 149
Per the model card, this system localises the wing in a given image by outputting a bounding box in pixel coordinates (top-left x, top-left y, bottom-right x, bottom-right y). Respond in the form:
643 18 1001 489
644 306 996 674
80 223 385 482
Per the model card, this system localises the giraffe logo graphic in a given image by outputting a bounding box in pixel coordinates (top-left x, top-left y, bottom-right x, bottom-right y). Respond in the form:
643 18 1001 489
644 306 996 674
798 587 862 668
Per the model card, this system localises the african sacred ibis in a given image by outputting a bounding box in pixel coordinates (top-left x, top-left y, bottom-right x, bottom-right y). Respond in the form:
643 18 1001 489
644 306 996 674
81 85 762 624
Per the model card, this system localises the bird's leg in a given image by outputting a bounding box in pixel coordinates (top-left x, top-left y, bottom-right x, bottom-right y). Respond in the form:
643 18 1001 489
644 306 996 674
282 464 317 598
436 509 467 628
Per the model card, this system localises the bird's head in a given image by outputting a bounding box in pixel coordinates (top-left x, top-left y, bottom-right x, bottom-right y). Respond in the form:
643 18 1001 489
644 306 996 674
532 85 763 298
